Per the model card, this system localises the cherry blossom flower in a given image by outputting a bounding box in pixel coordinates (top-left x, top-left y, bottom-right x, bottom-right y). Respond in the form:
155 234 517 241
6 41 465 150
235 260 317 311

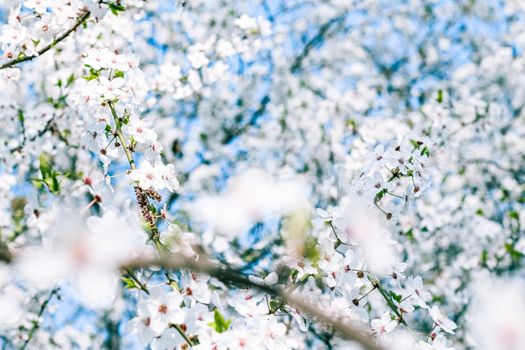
259 316 288 349
158 163 180 192
0 24 27 45
406 276 432 309
429 306 457 334
417 335 455 350
150 328 187 350
180 272 212 304
124 115 157 144
128 301 156 345
23 0 49 14
184 303 213 334
282 256 317 280
97 76 126 100
83 48 113 70
344 287 370 321
371 312 397 337
187 44 209 69
1 68 20 82
129 161 165 190
394 298 415 315
146 286 185 334
34 15 58 41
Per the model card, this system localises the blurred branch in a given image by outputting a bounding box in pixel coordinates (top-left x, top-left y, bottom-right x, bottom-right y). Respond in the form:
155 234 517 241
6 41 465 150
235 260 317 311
125 253 384 350
0 241 12 263
291 14 347 73
102 311 121 350
463 158 524 182
10 115 65 154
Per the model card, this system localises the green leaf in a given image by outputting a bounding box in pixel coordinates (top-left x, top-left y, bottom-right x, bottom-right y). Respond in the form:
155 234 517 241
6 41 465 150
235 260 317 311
389 291 402 303
39 154 52 180
269 299 280 311
122 111 130 125
31 178 45 190
410 139 423 149
17 110 24 123
37 154 61 195
82 68 100 81
480 249 488 267
421 146 430 157
66 73 75 87
114 70 125 78
121 276 137 290
346 119 358 133
51 176 60 192
168 280 180 291
509 210 519 221
475 208 484 216
505 242 523 260
437 89 443 103
303 236 320 264
404 228 415 241
109 2 126 15
149 204 158 215
209 309 232 333
374 189 387 203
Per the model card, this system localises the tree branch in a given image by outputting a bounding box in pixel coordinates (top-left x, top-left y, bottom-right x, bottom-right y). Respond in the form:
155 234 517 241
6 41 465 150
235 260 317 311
290 14 347 73
0 10 91 70
20 288 60 350
124 253 384 350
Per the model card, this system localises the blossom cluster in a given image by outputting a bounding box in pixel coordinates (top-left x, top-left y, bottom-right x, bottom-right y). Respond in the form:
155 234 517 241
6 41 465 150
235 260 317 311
0 1 524 350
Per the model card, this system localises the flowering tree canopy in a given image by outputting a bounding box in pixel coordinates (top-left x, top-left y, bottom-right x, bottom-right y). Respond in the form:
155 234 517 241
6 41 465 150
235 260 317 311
0 0 524 349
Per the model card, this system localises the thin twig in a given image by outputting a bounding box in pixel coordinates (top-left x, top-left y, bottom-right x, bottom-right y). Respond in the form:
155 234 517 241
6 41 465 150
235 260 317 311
171 324 194 346
20 288 60 350
108 102 159 240
368 275 407 326
123 268 150 295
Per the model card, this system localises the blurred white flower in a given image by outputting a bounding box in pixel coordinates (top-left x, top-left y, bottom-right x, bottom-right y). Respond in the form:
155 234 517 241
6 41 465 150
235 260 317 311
333 198 396 274
189 168 308 237
16 209 144 308
0 286 25 329
467 278 525 350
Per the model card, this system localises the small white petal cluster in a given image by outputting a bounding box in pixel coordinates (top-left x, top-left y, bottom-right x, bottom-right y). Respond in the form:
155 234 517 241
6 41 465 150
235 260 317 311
70 48 179 191
129 160 179 192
